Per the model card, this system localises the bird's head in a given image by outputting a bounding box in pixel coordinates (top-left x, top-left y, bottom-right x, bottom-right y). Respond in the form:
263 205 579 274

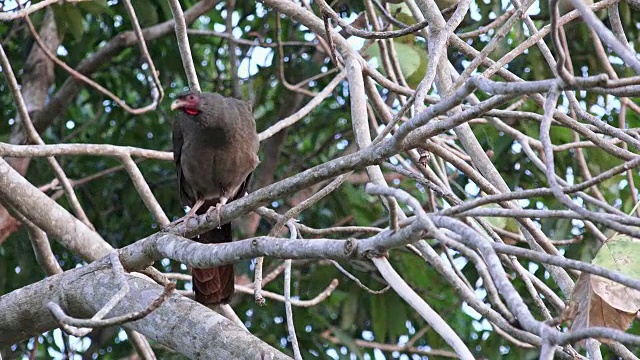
171 92 202 116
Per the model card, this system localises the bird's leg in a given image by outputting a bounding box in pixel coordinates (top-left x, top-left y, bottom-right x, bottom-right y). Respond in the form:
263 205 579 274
214 197 228 229
166 198 206 229
185 198 206 219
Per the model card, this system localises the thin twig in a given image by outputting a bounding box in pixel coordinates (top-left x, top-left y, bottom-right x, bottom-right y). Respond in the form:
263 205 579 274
0 44 95 230
253 256 266 306
322 331 459 358
226 0 241 98
0 0 86 20
122 0 164 103
48 283 174 335
261 262 287 286
168 270 339 307
330 260 390 295
168 0 201 92
119 155 170 226
187 29 316 47
47 253 175 336
259 70 347 141
23 15 160 114
317 0 430 39
5 203 62 276
275 14 317 97
126 330 157 360
271 174 350 236
322 12 339 67
284 221 302 360
239 279 339 307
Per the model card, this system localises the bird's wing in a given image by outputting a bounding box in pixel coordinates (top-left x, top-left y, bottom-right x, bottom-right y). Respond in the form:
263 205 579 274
232 171 253 201
233 172 253 201
172 120 190 205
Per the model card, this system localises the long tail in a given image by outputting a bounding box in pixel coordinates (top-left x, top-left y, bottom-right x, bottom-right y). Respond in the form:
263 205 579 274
191 222 234 305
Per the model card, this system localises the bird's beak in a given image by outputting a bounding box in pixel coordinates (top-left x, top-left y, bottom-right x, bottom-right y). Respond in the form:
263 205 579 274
170 99 186 111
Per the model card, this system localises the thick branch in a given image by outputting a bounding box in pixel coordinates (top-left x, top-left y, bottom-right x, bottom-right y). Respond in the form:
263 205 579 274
0 266 289 359
0 158 112 261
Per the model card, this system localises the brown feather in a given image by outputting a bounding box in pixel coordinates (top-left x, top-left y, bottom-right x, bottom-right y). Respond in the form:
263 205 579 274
191 222 235 304
172 92 259 305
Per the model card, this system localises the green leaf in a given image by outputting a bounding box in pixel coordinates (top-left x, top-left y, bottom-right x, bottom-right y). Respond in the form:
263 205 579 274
365 41 428 87
549 125 574 144
52 4 84 42
329 326 365 359
388 3 415 23
340 287 360 330
64 5 85 42
404 43 429 87
386 293 407 342
52 4 68 41
370 293 388 342
132 0 159 27
593 235 640 278
481 204 507 229
78 0 110 16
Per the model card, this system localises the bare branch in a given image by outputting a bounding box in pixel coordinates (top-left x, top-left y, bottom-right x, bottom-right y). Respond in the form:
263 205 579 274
0 44 94 229
284 221 302 360
0 157 112 261
48 283 174 335
316 0 430 39
5 203 62 276
253 256 266 306
0 266 290 359
0 0 74 20
330 260 390 295
23 15 160 115
47 253 174 335
28 0 218 131
122 0 164 102
275 14 317 98
259 70 347 141
372 257 475 359
119 155 170 226
0 143 172 160
568 0 640 73
168 0 201 92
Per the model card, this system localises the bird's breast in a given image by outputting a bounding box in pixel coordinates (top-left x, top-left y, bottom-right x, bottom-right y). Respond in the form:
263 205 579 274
180 142 258 202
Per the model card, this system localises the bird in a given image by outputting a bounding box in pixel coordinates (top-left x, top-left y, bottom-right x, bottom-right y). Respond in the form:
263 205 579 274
171 91 260 305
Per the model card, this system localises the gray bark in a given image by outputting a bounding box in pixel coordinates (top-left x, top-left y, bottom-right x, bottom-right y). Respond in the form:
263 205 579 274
0 266 290 360
0 158 112 261
0 8 60 243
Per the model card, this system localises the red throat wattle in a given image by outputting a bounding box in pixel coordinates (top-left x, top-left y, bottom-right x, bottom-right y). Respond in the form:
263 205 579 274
184 108 200 116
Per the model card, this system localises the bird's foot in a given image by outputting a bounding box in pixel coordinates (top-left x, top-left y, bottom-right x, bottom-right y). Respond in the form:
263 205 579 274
163 200 205 232
206 198 228 229
167 213 198 228
214 203 223 229
161 213 198 236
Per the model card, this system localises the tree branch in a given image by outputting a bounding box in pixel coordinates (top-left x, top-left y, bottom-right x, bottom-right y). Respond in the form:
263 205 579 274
0 266 289 359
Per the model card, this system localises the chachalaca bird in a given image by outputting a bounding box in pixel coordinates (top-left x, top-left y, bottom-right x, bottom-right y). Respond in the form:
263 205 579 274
171 91 259 305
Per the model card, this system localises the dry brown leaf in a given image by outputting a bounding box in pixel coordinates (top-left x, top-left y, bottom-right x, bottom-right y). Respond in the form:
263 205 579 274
591 274 640 313
569 274 636 336
0 211 20 245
